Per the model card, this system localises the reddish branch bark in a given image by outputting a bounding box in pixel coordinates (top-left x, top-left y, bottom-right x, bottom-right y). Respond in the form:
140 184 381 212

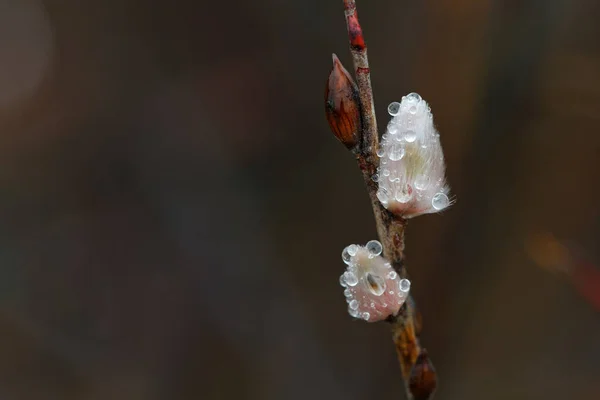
326 1 438 399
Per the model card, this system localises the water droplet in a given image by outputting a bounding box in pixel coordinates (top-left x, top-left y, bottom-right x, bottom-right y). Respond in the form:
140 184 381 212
362 312 370 320
382 169 390 177
370 302 375 308
384 262 392 269
371 174 379 182
387 102 400 116
404 130 417 143
366 273 386 296
431 192 449 210
414 175 429 190
406 92 422 103
342 248 351 264
399 279 411 292
395 186 412 203
344 271 358 286
349 299 359 310
339 274 347 287
387 271 397 279
348 306 359 318
347 244 358 256
389 290 395 295
387 122 398 135
376 146 386 157
344 288 352 298
376 188 390 204
409 105 417 114
366 240 382 257
388 144 405 161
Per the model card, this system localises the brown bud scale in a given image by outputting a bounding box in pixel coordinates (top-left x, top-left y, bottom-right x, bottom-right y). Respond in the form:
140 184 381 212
325 54 361 149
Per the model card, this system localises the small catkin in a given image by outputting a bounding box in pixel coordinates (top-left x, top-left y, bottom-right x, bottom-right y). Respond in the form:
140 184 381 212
340 241 410 322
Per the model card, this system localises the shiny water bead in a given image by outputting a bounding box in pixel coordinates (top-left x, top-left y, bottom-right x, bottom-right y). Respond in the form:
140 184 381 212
399 279 411 292
404 129 417 143
344 288 352 298
349 299 359 310
341 247 351 264
376 146 386 157
347 244 359 256
387 271 397 279
395 185 412 203
431 192 450 210
406 92 422 102
371 173 379 182
343 271 358 286
414 175 429 190
366 240 383 257
387 101 401 116
388 144 405 161
362 312 370 321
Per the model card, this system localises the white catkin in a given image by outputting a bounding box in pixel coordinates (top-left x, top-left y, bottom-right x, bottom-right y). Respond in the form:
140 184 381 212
377 93 451 218
340 241 410 322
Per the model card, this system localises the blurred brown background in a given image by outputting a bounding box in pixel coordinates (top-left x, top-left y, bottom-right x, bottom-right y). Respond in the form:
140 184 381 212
0 0 599 399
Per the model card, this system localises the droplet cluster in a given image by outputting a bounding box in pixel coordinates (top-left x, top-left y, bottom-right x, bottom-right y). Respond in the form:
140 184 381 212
376 93 451 218
340 240 411 322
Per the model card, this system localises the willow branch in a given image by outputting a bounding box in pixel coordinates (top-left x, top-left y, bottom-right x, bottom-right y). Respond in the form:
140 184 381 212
333 1 438 399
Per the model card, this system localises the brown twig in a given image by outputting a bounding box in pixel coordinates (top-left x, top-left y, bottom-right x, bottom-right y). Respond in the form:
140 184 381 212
331 1 438 399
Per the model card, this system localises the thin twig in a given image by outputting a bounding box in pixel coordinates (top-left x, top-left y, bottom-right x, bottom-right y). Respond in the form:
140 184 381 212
340 1 437 399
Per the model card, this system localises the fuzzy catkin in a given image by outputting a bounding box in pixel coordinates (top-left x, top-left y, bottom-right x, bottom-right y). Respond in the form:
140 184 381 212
340 241 410 322
375 93 451 218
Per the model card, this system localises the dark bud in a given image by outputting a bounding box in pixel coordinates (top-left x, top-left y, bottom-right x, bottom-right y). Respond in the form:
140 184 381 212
325 54 361 149
409 349 437 400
